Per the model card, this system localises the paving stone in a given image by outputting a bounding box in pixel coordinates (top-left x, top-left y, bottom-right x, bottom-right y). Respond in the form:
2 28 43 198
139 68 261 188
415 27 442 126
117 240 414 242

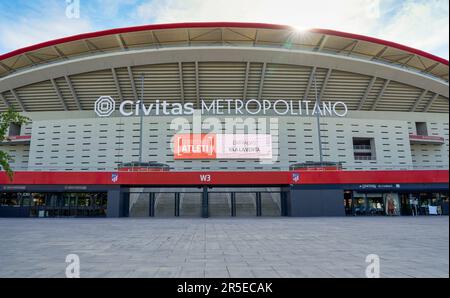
0 217 448 278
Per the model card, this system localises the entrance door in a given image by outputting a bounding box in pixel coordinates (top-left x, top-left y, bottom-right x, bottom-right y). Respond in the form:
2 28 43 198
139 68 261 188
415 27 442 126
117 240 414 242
260 192 282 216
207 187 285 217
208 192 232 217
154 192 176 217
128 189 204 217
125 187 286 218
235 192 257 217
179 192 202 217
129 192 150 217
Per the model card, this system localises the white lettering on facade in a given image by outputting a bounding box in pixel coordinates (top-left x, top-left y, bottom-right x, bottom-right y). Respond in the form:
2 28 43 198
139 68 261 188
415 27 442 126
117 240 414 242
99 97 349 117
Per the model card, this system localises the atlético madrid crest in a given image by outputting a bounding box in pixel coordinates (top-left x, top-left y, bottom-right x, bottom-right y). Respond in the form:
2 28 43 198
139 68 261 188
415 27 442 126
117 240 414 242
111 173 119 183
292 173 300 183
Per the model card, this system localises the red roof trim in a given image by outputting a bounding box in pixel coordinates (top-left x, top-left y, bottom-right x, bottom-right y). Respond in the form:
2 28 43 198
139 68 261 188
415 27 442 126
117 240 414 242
0 22 448 66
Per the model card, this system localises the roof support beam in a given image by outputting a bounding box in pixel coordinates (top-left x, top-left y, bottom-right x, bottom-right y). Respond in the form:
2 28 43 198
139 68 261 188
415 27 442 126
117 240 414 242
127 66 138 101
314 35 329 51
151 31 160 48
383 53 412 61
0 62 12 72
257 63 267 101
228 28 254 41
358 76 377 110
242 62 250 101
424 62 439 73
111 68 123 102
22 54 36 66
116 34 127 50
50 78 68 111
253 30 259 47
190 28 220 41
416 55 427 69
346 40 359 56
338 40 357 53
53 46 67 59
0 92 11 109
423 93 439 112
178 62 185 104
319 69 333 100
371 79 390 111
84 39 102 52
399 54 415 66
10 89 26 112
410 89 428 112
83 40 94 52
27 52 46 62
372 46 388 60
186 29 191 46
10 55 22 68
65 75 82 110
303 67 317 101
195 61 200 108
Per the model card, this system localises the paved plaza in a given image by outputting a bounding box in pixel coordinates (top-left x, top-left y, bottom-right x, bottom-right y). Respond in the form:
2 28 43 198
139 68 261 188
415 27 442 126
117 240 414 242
0 217 448 278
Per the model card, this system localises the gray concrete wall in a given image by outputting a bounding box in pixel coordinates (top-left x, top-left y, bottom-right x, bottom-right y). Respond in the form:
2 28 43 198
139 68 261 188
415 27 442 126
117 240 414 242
106 189 124 218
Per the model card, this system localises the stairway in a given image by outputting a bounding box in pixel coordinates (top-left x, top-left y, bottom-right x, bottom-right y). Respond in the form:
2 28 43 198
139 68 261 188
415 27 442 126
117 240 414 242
235 192 257 216
129 192 149 217
209 193 231 217
179 193 202 217
127 188 282 218
154 193 175 217
261 191 281 216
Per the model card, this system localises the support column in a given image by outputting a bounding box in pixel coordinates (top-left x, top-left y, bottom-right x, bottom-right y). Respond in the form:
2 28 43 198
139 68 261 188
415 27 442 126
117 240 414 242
280 191 288 216
175 193 180 217
106 188 127 218
202 187 209 218
256 192 262 216
149 193 155 217
231 193 236 217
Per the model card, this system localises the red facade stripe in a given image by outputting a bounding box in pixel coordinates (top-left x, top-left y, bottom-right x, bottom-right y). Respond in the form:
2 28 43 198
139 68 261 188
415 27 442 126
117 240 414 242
0 170 448 186
0 22 447 66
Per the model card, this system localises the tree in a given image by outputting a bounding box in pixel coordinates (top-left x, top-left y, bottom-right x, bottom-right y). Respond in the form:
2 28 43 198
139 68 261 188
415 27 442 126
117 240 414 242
0 109 29 180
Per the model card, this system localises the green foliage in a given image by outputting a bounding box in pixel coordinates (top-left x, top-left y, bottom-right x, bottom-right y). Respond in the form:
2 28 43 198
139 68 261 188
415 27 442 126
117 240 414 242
0 109 29 180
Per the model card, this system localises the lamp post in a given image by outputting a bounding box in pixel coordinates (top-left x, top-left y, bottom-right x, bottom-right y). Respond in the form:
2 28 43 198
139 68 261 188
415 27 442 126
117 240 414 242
138 74 144 164
313 71 324 164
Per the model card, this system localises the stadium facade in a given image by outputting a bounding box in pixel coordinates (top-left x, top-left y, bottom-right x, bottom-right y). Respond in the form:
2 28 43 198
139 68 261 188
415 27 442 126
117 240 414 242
0 22 448 218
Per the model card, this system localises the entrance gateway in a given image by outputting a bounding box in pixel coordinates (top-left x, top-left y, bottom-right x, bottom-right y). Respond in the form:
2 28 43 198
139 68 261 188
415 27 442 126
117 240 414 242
124 187 289 218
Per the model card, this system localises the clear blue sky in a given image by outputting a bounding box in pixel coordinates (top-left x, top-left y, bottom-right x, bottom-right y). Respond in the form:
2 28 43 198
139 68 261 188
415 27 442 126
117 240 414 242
0 0 448 59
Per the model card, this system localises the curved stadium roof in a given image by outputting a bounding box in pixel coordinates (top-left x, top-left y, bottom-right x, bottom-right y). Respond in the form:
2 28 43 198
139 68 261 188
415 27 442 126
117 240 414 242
0 22 448 113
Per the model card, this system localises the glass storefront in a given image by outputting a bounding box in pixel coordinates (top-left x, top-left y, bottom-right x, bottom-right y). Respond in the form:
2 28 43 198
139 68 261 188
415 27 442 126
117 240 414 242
345 191 449 216
384 193 400 216
0 192 107 217
441 193 449 215
366 193 385 216
352 192 367 215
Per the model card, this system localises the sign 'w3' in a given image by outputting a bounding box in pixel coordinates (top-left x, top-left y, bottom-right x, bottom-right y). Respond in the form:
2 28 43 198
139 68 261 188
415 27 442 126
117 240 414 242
200 175 211 182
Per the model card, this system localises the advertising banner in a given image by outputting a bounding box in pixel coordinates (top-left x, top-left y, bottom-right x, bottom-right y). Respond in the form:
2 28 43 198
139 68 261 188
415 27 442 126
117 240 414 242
173 134 272 160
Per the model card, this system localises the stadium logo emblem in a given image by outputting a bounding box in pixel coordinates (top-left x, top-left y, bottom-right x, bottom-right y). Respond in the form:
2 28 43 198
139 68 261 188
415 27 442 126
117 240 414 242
111 173 119 183
95 96 116 117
